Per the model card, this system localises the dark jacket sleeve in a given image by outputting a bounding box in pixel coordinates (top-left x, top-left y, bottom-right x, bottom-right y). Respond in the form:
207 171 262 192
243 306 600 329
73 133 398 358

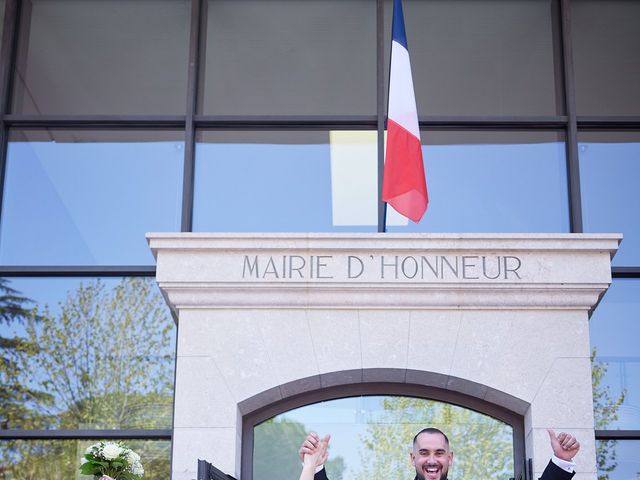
314 467 329 480
539 460 576 480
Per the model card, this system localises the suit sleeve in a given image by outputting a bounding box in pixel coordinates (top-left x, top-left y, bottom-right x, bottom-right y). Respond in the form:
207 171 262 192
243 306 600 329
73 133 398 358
539 460 575 480
314 467 329 480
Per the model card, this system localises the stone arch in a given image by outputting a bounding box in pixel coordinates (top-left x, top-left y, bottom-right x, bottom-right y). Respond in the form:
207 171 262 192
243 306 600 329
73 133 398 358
240 368 528 480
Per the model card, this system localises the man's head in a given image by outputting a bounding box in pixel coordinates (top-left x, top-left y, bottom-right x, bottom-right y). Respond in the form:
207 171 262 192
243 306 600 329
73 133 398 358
410 428 454 480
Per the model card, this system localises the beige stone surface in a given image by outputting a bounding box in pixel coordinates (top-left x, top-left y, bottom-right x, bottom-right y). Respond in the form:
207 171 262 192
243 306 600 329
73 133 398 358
307 310 362 374
360 310 410 369
147 233 619 479
173 356 236 428
407 310 461 375
171 427 237 479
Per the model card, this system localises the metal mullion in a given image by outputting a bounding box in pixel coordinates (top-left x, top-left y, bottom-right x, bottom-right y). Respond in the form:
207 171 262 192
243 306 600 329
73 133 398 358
595 430 640 440
560 0 582 233
611 267 640 278
418 117 568 131
0 0 19 229
0 266 156 277
194 115 378 130
376 0 385 232
180 0 202 233
577 117 640 130
3 115 186 129
0 429 171 440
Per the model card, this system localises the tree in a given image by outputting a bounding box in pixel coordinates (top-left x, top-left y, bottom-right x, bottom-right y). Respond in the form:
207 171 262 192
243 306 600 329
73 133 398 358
0 277 175 479
591 347 625 480
0 278 53 430
353 396 513 480
254 417 345 480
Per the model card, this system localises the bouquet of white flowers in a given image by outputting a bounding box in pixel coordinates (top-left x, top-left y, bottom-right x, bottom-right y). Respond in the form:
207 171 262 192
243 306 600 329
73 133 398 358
80 441 144 480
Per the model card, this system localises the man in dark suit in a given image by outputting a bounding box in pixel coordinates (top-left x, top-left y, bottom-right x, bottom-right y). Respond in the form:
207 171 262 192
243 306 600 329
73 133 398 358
299 427 580 480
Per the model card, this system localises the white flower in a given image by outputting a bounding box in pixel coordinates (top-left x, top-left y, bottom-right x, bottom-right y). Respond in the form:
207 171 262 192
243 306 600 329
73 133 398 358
102 442 123 460
131 461 144 476
126 450 141 463
85 443 98 455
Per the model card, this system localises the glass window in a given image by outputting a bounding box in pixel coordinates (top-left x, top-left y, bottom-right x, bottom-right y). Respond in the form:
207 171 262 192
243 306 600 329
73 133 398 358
253 396 514 480
386 131 569 233
0 1 5 45
0 130 184 266
572 0 640 115
590 279 640 430
579 132 640 266
0 277 176 430
596 440 640 480
193 130 378 232
385 0 562 116
200 0 376 115
11 0 190 115
0 439 170 480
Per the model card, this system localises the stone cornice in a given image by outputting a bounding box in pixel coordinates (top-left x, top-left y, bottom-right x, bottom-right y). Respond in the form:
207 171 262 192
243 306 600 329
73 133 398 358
147 233 621 313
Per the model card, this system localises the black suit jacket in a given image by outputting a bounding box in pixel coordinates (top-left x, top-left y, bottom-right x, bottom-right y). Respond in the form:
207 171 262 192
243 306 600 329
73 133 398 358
313 460 575 480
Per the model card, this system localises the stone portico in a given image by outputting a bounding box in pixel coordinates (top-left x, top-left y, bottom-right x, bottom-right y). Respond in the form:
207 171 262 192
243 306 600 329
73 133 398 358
147 233 620 480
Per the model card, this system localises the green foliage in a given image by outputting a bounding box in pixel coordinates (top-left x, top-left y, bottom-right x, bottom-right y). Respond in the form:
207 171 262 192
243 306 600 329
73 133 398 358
353 397 514 480
0 278 52 430
591 347 625 480
0 277 175 479
253 417 345 480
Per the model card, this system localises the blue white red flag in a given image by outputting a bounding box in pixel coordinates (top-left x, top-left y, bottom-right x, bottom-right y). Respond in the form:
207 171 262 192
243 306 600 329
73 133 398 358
383 0 428 223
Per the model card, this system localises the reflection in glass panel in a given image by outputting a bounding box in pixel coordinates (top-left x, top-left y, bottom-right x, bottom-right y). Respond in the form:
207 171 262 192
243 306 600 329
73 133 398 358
596 440 640 480
201 0 376 115
254 396 514 480
0 1 5 45
386 131 568 233
384 0 561 115
590 279 640 430
0 439 170 479
193 131 378 232
0 277 175 430
12 0 190 114
579 132 640 266
572 1 640 115
0 130 184 265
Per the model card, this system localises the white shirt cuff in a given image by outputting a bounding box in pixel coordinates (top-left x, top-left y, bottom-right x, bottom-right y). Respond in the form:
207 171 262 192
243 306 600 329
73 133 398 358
302 464 324 474
551 455 576 473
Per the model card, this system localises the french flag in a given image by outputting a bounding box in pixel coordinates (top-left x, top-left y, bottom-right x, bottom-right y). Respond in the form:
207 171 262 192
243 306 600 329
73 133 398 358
383 0 428 223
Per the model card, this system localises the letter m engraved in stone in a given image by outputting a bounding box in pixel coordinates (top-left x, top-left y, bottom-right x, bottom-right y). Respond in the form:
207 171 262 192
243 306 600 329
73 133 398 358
242 255 259 278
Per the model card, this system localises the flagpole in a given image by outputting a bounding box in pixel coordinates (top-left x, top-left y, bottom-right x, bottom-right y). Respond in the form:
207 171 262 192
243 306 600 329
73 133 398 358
380 0 396 234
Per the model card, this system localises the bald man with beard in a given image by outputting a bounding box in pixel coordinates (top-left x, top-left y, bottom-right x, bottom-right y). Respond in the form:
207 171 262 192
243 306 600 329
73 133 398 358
299 428 580 480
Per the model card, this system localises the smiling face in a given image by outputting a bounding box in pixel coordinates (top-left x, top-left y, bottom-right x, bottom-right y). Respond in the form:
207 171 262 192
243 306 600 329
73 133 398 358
410 431 454 480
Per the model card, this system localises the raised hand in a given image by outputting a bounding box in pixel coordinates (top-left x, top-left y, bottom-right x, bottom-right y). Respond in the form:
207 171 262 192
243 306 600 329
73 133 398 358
547 429 580 461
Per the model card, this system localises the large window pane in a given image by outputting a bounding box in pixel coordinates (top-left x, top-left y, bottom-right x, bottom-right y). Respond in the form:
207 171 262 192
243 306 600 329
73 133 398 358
11 0 190 115
596 440 640 480
0 130 184 266
386 131 569 233
0 277 175 430
579 132 640 266
0 439 170 480
590 279 640 430
572 0 640 115
253 396 514 480
385 0 562 116
200 0 376 115
193 131 378 232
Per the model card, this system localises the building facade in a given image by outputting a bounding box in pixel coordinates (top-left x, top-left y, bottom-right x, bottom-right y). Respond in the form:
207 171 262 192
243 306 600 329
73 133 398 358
0 0 638 479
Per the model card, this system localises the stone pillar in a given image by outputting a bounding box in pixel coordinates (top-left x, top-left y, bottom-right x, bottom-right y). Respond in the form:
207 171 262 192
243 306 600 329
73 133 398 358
147 233 620 480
